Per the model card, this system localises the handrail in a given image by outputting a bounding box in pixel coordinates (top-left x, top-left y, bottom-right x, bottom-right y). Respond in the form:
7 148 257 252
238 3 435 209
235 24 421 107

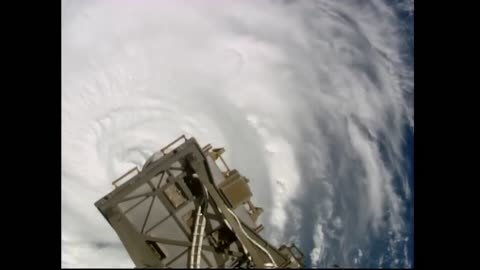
161 135 188 154
218 156 231 176
112 167 139 188
202 144 212 152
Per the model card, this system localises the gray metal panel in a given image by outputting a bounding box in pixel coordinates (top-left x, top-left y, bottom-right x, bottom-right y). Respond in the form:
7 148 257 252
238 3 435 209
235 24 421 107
118 196 146 213
149 217 189 242
125 197 154 232
165 250 189 268
125 183 152 198
201 245 220 267
148 217 189 261
206 155 226 186
150 172 167 189
234 205 256 230
173 200 196 233
143 197 170 233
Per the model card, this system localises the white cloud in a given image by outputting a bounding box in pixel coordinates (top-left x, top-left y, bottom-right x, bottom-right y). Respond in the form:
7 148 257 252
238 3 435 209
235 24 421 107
310 224 326 267
62 241 133 268
62 0 413 267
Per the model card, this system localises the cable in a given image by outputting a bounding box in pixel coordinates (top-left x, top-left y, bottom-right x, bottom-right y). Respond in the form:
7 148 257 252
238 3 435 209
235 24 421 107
226 207 277 268
201 185 209 215
198 183 253 266
214 203 252 264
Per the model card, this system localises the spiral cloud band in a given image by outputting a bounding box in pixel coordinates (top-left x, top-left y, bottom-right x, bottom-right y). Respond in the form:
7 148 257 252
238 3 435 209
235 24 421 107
62 0 413 267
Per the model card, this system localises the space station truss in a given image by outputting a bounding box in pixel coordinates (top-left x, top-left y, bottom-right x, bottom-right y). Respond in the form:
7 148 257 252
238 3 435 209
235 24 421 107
95 135 304 268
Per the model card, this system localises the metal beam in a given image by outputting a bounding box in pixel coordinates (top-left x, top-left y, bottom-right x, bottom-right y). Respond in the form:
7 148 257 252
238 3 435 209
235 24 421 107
143 236 244 258
188 154 267 266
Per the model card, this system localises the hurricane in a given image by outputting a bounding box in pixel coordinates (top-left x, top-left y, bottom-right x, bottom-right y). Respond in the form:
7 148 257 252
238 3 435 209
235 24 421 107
62 0 414 267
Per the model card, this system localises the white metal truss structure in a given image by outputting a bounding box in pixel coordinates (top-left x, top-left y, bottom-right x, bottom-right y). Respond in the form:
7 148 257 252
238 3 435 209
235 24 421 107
95 135 304 268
